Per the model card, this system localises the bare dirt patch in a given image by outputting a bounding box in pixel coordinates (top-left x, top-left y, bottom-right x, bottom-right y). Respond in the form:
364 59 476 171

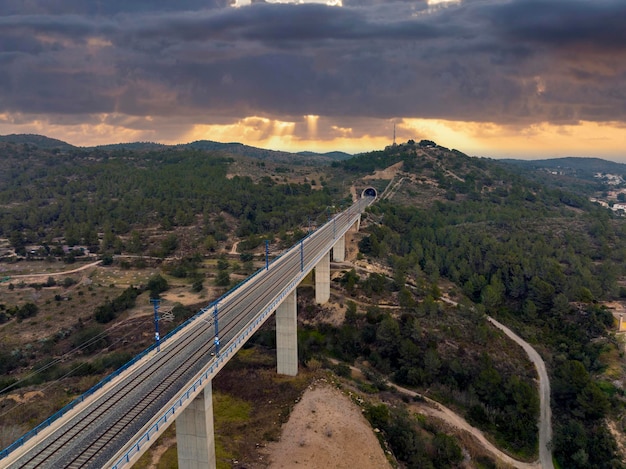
363 162 403 181
603 300 626 330
264 381 392 469
608 420 626 462
2 391 44 405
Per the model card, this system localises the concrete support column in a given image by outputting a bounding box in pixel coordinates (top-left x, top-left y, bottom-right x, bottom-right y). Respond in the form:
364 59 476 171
177 383 216 469
276 290 298 376
351 214 361 232
332 235 346 262
315 252 330 304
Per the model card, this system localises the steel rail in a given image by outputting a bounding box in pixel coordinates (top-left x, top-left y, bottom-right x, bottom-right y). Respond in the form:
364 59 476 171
3 198 373 469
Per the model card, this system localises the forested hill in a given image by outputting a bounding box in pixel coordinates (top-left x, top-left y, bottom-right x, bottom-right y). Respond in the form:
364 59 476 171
1 134 625 467
504 156 626 178
0 134 336 165
297 150 353 161
0 145 340 256
0 134 76 150
500 156 626 193
335 140 626 468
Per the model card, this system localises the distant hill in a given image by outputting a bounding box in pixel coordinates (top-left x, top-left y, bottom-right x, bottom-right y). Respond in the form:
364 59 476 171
499 157 626 193
94 142 168 151
297 150 353 161
502 157 626 178
0 134 336 163
181 140 333 164
0 134 76 150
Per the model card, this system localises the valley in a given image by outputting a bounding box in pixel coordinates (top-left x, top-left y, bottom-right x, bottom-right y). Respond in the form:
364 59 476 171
1 136 625 468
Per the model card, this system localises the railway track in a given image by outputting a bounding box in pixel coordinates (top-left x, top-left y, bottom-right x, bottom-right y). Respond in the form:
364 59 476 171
4 198 373 468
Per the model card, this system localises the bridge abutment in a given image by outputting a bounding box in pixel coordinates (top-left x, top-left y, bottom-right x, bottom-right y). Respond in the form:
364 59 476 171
176 383 216 469
315 252 330 304
276 290 298 376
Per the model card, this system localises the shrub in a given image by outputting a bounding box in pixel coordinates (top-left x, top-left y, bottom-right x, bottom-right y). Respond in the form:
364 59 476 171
16 303 39 321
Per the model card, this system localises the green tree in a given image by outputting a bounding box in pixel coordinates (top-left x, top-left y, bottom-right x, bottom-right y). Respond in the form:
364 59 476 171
127 230 143 254
433 433 463 468
215 270 230 287
16 303 39 321
160 234 178 257
345 300 358 325
217 258 230 271
340 269 359 294
9 230 26 256
376 316 401 359
147 274 169 298
191 278 203 293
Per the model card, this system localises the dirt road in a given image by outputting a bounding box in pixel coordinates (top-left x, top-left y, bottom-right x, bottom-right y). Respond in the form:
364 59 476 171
439 297 553 468
392 381 540 469
487 317 554 469
8 260 102 279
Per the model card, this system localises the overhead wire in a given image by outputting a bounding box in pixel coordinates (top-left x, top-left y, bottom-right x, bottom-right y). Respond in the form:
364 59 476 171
0 315 155 419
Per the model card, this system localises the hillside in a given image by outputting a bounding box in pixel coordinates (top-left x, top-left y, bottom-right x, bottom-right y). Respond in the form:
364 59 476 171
0 133 337 165
94 142 168 151
333 141 626 468
297 150 353 161
0 137 625 468
500 157 626 195
0 134 76 150
504 156 626 179
182 140 334 164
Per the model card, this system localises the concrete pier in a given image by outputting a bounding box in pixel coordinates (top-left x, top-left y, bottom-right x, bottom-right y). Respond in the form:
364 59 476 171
276 290 298 376
176 384 216 469
315 252 330 304
332 235 346 262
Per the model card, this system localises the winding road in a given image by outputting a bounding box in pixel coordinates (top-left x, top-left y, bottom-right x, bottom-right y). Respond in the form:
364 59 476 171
487 317 554 469
391 381 540 468
438 297 553 468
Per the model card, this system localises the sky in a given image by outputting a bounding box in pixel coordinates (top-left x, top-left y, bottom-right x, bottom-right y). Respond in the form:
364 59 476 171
0 0 625 160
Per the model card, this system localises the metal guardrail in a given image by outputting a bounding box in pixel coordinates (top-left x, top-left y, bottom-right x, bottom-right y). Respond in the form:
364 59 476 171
0 199 370 462
110 208 366 468
0 224 320 461
110 272 305 469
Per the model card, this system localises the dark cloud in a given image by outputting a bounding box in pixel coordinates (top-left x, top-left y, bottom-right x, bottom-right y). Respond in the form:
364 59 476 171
0 1 229 16
485 0 626 51
0 0 625 128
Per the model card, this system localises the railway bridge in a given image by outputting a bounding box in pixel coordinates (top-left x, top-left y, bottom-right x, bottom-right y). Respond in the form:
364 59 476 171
1 195 375 469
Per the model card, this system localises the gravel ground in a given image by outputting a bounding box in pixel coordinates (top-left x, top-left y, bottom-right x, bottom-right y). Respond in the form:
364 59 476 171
264 382 392 469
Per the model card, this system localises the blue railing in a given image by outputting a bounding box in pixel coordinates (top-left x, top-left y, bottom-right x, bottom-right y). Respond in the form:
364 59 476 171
0 200 369 462
111 273 307 469
110 208 365 468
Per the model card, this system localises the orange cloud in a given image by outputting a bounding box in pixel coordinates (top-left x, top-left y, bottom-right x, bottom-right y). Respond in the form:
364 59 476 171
1 113 624 161
400 119 626 159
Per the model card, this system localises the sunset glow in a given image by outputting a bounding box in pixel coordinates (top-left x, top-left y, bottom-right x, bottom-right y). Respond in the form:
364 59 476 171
1 0 624 161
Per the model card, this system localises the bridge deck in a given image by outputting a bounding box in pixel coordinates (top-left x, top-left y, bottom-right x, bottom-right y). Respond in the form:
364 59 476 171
2 198 373 469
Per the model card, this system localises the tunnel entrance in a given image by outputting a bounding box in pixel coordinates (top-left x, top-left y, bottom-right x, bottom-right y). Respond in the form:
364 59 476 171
361 187 377 199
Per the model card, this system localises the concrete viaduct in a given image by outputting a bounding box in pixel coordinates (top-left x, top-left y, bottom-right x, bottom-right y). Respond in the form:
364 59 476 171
2 192 376 469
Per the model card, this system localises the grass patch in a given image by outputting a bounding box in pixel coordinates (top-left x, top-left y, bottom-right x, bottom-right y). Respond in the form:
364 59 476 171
156 446 178 468
115 422 177 469
599 340 623 380
215 439 234 469
214 392 251 423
